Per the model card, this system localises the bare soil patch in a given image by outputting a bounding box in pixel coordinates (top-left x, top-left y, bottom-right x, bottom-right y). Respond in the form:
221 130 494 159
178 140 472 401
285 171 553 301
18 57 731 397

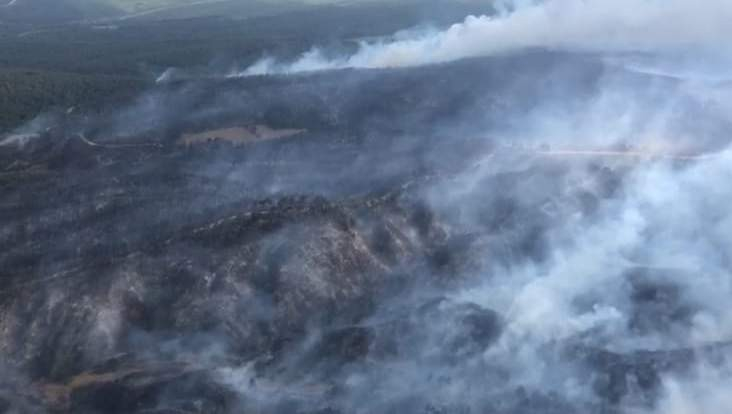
179 125 306 146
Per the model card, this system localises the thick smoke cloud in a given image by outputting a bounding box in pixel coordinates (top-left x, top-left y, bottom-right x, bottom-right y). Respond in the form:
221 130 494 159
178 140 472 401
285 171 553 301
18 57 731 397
6 51 732 414
4 1 732 413
236 0 732 76
206 52 732 412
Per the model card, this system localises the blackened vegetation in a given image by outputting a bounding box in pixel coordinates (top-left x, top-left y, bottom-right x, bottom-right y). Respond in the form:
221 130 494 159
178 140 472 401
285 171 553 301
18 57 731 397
0 53 727 413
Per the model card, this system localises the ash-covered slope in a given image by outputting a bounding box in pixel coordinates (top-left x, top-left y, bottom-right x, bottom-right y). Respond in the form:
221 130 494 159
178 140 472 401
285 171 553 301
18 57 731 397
1 52 732 413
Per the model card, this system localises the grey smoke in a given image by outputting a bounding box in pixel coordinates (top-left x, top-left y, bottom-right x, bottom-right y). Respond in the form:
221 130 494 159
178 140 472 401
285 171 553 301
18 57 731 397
211 53 732 412
5 2 732 411
236 0 732 76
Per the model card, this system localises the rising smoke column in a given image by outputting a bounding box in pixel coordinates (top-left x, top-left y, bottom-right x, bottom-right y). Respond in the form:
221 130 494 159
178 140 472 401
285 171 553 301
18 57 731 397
236 0 732 76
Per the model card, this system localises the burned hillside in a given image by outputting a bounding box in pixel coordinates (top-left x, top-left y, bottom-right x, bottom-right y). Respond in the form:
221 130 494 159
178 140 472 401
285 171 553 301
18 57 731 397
2 1 732 413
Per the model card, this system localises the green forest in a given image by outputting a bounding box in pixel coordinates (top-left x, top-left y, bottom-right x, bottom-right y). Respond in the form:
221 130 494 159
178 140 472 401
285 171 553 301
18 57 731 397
0 0 495 133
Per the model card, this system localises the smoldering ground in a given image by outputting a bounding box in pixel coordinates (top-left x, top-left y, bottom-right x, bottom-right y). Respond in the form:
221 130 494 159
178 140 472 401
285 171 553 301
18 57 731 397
2 1 732 413
202 56 732 413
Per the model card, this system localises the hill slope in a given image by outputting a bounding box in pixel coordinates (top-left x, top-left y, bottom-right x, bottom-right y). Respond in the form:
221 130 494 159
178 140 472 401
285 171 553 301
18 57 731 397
0 0 122 22
0 0 303 22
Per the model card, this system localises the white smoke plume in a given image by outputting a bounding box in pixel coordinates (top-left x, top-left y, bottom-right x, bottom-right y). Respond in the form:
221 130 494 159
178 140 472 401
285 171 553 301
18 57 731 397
236 0 732 76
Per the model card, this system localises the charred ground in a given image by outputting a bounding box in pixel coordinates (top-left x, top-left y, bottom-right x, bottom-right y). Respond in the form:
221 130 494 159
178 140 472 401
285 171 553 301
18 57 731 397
2 47 731 413
2 0 732 411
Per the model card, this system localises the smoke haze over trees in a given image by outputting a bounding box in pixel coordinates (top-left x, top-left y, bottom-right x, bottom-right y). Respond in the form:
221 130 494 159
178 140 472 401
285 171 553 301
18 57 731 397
1 1 732 413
